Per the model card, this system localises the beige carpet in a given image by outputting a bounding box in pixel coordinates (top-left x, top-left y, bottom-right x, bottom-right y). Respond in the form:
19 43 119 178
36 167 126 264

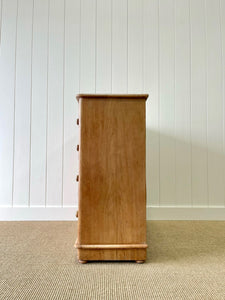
0 221 225 300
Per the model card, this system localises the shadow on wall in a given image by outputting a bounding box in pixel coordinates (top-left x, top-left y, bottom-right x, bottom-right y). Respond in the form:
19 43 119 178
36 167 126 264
146 128 225 207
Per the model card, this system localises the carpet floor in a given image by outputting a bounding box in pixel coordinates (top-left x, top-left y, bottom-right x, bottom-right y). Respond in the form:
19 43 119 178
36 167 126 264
0 221 225 299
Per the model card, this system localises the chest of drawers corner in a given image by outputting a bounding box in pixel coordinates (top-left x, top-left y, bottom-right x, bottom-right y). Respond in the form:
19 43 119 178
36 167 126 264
74 94 148 264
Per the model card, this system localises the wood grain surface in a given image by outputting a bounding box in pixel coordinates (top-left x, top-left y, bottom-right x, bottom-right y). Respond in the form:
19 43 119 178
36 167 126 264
75 94 148 262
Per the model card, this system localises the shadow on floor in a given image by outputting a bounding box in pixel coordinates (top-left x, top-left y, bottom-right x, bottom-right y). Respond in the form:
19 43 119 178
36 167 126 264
146 220 225 263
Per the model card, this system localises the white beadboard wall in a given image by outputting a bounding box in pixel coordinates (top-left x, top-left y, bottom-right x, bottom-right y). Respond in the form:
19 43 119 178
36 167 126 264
0 0 225 220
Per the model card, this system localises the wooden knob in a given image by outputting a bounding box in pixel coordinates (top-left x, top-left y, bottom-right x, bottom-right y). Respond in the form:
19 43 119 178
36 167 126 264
76 175 79 182
76 211 78 218
77 144 79 151
76 118 79 125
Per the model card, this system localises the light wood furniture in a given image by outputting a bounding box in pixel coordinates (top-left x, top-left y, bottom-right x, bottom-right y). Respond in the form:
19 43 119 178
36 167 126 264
74 94 148 263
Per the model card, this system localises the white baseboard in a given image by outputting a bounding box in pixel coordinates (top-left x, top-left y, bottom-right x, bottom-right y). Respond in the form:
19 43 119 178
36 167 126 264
0 206 224 221
0 206 78 221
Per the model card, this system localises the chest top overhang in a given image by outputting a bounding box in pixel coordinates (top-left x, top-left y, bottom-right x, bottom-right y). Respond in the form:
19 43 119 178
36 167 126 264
76 94 149 102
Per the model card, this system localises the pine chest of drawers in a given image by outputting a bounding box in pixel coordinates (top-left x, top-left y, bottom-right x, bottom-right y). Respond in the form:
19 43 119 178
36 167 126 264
74 94 148 263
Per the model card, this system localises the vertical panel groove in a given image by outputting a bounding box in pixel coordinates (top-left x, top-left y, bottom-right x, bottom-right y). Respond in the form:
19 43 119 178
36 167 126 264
175 0 191 206
158 0 161 206
112 0 127 92
110 0 112 93
191 0 208 206
12 0 19 207
144 0 159 206
30 0 48 206
46 0 64 206
159 0 176 206
96 0 112 92
79 0 81 93
80 0 96 92
0 0 3 45
189 0 193 207
28 0 34 208
45 0 50 208
141 0 144 92
205 0 209 207
95 0 97 93
126 0 128 93
222 0 225 208
61 0 66 207
205 0 224 206
174 0 176 206
63 0 80 206
204 0 209 207
219 0 225 208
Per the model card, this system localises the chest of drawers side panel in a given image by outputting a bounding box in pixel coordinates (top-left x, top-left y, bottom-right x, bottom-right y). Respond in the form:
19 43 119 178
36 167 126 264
77 97 146 249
